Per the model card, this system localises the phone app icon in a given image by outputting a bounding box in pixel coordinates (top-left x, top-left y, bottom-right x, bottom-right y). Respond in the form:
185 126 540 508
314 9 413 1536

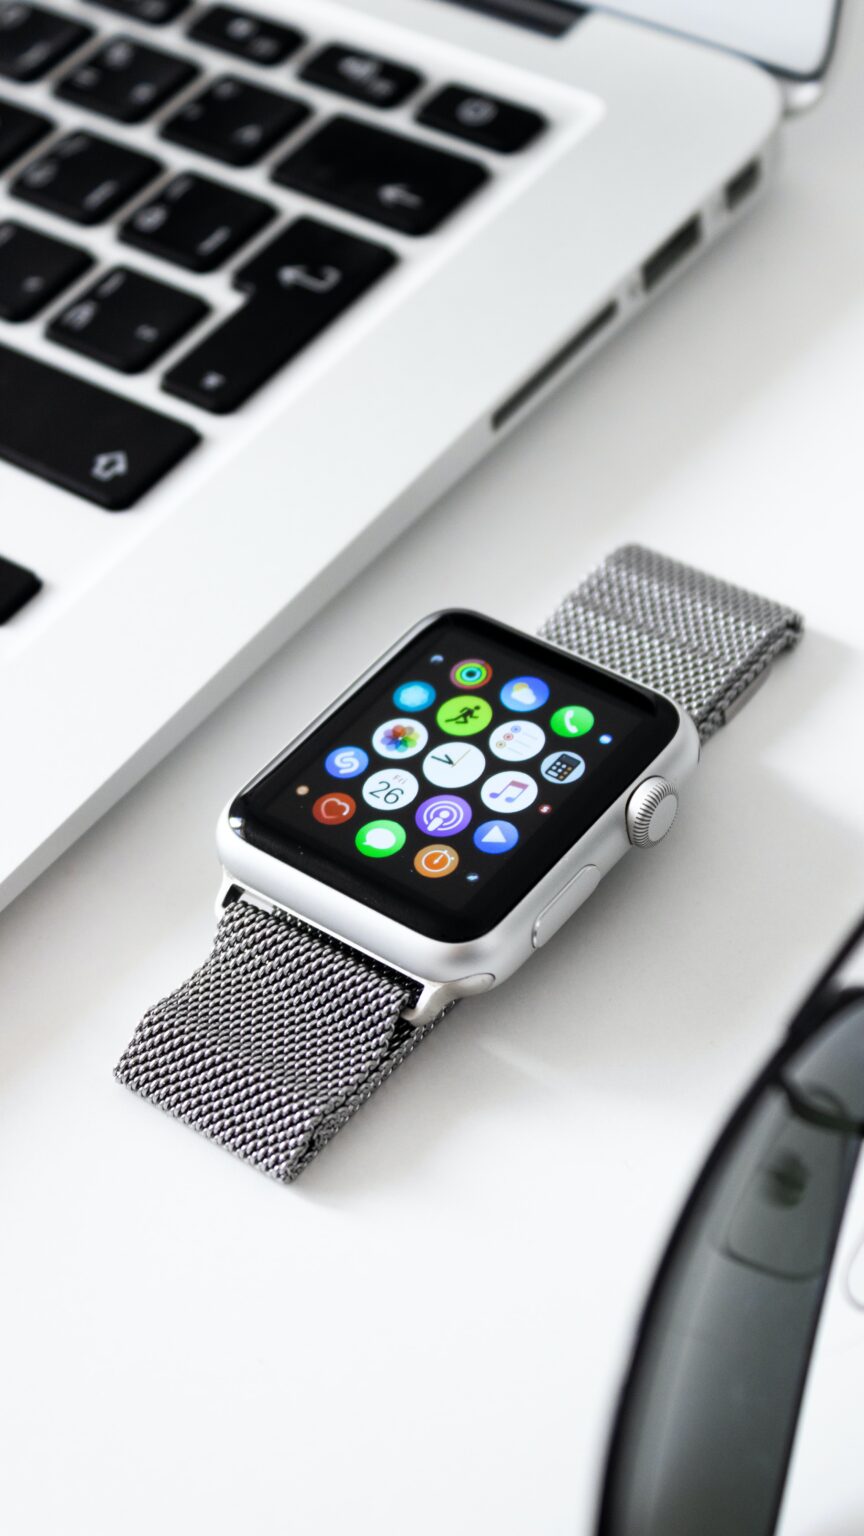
540 751 585 785
414 844 460 879
393 680 436 712
436 695 493 736
312 792 356 824
372 717 429 759
549 705 595 738
362 768 419 811
423 742 485 788
480 772 538 813
415 795 472 837
450 658 492 689
489 719 545 762
355 820 406 858
473 819 519 855
499 676 549 713
325 745 369 779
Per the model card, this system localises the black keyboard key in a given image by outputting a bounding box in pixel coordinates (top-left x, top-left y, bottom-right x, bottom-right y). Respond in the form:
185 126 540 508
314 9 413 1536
418 84 544 153
0 220 92 319
49 265 208 372
188 5 302 66
0 341 199 507
0 552 40 622
12 131 162 224
300 44 421 109
56 35 198 124
120 170 274 271
0 2 91 82
164 216 394 413
273 116 487 236
82 0 188 23
162 75 308 167
0 96 52 170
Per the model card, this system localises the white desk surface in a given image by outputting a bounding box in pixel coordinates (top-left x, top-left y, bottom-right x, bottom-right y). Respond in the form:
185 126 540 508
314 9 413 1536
2 11 863 1534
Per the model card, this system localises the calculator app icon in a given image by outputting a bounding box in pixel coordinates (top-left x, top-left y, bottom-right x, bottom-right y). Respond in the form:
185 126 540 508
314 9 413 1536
540 751 585 785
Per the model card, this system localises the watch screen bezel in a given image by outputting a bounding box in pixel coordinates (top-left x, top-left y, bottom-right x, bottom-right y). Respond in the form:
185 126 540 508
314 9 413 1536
230 612 681 943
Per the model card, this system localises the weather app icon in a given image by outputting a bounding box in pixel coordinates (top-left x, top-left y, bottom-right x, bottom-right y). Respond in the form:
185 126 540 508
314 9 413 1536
499 676 550 713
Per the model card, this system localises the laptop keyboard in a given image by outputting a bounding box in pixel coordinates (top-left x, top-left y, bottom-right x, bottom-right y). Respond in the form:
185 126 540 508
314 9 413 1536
0 0 549 618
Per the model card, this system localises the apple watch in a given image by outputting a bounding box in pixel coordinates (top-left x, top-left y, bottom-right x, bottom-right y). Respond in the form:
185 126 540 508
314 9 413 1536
115 546 802 1182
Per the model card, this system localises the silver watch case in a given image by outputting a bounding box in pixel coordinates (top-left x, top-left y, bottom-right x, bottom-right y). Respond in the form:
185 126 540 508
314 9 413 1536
217 617 700 1024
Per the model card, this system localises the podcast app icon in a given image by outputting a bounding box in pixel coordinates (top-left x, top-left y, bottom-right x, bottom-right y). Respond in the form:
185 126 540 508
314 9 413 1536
415 795 472 837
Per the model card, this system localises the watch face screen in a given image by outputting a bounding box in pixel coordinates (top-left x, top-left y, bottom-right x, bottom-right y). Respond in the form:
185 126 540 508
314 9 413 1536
231 613 680 941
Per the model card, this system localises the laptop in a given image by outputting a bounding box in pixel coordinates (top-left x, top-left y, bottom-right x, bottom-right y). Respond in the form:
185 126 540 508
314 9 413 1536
0 0 842 911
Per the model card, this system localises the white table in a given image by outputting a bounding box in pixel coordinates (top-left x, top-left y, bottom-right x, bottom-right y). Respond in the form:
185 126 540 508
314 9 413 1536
3 13 863 1533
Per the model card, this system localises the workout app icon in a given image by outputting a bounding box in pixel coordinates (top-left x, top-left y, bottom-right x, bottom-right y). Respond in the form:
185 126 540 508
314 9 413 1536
473 820 519 855
550 705 595 738
450 658 492 689
355 820 406 858
325 745 369 779
541 751 585 784
414 845 459 879
480 772 538 813
372 717 429 759
415 795 472 837
436 696 493 736
499 676 549 713
393 680 436 712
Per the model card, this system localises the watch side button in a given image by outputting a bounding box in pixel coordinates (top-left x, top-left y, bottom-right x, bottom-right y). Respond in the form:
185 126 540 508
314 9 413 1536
532 865 600 950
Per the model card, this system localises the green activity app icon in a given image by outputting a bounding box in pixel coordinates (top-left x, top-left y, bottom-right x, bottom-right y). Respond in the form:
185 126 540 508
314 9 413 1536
436 696 494 737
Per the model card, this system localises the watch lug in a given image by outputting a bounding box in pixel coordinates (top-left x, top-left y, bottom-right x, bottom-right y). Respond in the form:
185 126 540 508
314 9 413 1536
402 973 495 1029
216 878 495 1026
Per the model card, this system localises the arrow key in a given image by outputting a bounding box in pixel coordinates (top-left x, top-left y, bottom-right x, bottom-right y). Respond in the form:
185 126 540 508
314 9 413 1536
272 115 487 235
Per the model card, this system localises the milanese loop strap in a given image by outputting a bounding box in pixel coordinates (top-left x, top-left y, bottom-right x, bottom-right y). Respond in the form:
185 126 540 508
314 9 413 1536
114 900 442 1182
117 545 803 1181
540 544 803 743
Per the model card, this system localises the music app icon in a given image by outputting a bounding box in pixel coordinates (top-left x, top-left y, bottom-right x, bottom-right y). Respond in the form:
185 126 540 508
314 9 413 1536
480 772 538 813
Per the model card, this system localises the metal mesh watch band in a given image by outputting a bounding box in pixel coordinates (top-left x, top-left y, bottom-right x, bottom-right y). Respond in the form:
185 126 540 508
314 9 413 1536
115 545 802 1182
540 544 803 743
114 899 441 1182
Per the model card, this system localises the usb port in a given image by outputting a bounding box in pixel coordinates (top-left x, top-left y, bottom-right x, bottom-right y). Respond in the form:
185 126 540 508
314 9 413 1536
641 216 702 292
725 159 761 212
